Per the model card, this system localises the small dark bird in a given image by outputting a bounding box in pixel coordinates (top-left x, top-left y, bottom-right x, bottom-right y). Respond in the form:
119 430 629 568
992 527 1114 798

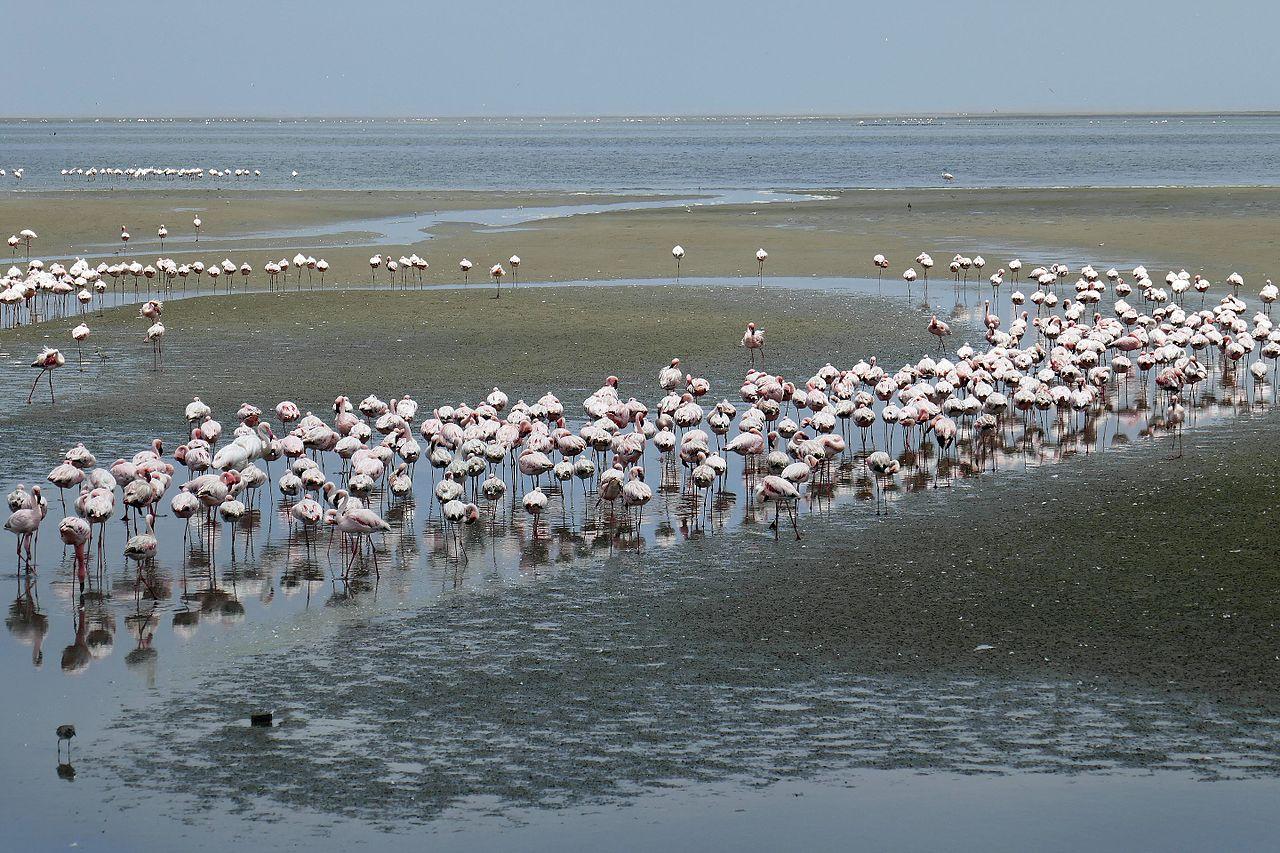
57 724 76 761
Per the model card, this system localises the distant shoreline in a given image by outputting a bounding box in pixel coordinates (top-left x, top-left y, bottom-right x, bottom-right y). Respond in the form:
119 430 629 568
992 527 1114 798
2 111 1280 122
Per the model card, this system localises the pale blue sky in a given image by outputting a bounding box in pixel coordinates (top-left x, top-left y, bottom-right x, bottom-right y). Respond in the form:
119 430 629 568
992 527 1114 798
7 0 1275 116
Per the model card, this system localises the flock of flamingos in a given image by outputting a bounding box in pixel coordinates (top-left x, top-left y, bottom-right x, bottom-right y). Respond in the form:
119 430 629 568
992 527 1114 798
3 213 1280 670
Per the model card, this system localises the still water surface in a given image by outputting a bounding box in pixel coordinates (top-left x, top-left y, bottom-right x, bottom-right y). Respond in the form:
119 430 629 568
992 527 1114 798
3 114 1280 191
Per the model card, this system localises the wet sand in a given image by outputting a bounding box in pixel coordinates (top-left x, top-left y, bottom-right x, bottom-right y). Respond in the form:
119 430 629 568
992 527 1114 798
5 186 1280 292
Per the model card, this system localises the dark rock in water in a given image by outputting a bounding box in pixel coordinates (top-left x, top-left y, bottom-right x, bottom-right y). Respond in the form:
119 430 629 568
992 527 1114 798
173 610 199 627
250 712 273 728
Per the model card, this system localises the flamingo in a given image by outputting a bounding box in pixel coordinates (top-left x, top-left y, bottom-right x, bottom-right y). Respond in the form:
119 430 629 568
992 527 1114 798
873 253 889 290
5 504 42 567
755 475 801 539
146 321 165 367
193 217 201 242
71 323 90 366
490 263 506 299
27 347 65 404
124 511 159 565
59 517 91 591
866 450 901 513
621 466 653 529
459 258 472 284
755 248 768 286
672 245 685 282
927 314 952 351
741 322 765 367
336 497 391 572
522 487 548 535
509 255 521 286
46 463 84 510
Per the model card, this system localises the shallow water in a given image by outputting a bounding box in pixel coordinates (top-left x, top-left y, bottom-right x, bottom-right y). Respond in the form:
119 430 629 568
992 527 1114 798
3 276 1278 849
5 114 1280 191
67 189 821 256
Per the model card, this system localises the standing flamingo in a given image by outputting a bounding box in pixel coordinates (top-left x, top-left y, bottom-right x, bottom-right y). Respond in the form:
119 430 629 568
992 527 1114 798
756 248 768 286
459 258 472 284
672 245 685 282
4 503 42 567
59 517 91 591
872 253 888 290
490 263 505 299
146 321 165 367
193 217 202 242
927 314 952 351
741 322 765 367
27 347 65 404
71 323 90 367
755 475 801 539
509 255 521 286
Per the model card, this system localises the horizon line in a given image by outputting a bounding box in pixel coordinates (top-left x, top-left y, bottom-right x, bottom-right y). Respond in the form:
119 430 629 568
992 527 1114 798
1 109 1279 122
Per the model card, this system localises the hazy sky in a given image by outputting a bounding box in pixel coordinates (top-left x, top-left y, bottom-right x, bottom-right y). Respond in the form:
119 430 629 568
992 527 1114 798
8 0 1275 116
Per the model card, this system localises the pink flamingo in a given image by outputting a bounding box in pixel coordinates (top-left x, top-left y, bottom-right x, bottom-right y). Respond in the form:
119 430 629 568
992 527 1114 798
741 322 765 367
755 475 801 539
59 517 91 591
28 347 65 404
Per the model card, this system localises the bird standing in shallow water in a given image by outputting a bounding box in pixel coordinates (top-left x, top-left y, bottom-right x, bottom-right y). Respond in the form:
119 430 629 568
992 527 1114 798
27 347 65 404
741 323 765 368
756 474 802 540
928 314 952 351
57 724 76 762
490 263 506 299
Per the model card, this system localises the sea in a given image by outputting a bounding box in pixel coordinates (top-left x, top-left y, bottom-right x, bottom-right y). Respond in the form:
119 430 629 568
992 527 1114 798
1 113 1279 191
